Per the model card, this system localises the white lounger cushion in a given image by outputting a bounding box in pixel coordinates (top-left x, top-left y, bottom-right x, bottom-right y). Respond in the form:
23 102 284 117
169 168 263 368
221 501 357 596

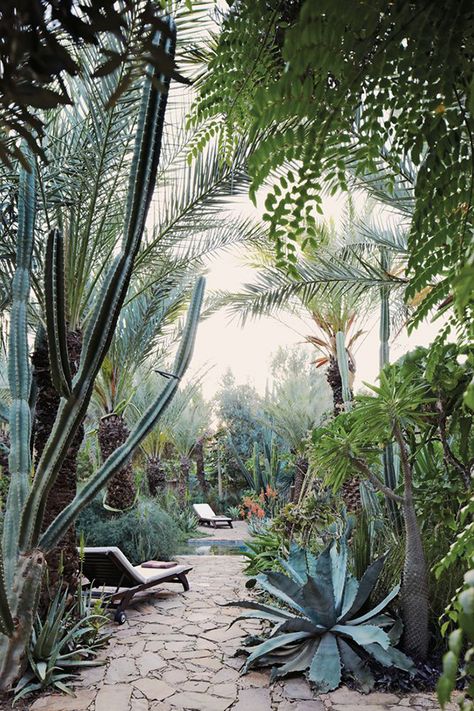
83 546 190 585
193 503 231 520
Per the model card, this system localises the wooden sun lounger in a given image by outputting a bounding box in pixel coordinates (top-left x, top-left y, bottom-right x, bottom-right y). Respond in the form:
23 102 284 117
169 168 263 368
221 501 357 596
193 503 233 529
80 546 192 623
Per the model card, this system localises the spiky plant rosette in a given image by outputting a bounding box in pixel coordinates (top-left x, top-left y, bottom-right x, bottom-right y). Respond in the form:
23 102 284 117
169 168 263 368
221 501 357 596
226 542 414 692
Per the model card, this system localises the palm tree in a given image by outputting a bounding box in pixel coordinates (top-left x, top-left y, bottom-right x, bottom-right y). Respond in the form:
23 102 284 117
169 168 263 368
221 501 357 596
167 386 212 503
265 349 332 502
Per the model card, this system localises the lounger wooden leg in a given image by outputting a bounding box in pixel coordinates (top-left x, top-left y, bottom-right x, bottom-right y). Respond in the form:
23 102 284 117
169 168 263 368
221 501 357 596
178 573 190 592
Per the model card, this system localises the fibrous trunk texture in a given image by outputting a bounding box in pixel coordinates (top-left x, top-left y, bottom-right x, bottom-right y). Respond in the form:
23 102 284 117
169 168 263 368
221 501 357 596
99 413 136 510
147 455 166 496
33 329 84 595
193 439 208 495
179 456 190 503
402 500 429 660
292 457 308 503
0 552 44 692
327 355 361 510
395 424 429 660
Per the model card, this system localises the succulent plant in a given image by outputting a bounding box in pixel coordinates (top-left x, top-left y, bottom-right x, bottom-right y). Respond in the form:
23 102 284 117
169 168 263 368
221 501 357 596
0 18 205 691
228 542 414 692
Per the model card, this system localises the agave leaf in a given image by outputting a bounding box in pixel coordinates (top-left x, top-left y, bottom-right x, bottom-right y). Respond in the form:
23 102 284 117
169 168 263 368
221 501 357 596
308 632 341 692
388 618 403 645
53 680 76 695
13 682 44 702
230 611 291 626
339 555 387 622
278 557 306 586
271 639 319 679
256 572 307 616
222 600 294 620
245 631 312 670
286 543 312 583
338 637 375 692
333 624 391 650
339 575 359 620
365 642 414 672
36 661 47 681
349 584 400 625
301 571 336 629
366 613 395 627
273 618 321 635
330 541 348 615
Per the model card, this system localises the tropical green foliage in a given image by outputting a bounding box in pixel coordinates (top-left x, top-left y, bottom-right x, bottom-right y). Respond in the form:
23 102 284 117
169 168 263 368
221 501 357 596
229 541 413 692
438 567 474 710
190 0 474 341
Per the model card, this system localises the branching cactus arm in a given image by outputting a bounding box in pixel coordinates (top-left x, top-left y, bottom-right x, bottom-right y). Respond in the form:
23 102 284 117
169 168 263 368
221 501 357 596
39 277 205 551
18 22 177 552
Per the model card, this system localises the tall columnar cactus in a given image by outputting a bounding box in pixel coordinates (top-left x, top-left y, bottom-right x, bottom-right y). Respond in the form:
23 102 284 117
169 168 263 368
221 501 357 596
0 18 206 691
379 248 401 532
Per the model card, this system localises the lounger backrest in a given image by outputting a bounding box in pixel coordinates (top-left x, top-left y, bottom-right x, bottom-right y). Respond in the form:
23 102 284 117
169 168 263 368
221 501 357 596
81 547 137 587
193 503 215 519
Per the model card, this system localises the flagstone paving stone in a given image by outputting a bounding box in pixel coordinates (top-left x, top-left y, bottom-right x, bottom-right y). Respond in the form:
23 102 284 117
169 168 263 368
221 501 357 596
29 525 458 710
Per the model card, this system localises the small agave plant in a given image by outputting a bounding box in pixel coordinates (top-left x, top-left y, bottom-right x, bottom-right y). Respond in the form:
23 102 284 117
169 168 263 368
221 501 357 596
228 542 414 692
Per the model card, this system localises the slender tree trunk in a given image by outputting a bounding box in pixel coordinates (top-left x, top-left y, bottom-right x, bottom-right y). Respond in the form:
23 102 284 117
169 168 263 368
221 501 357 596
292 456 308 503
327 354 360 510
33 329 84 595
178 455 190 504
147 455 166 497
193 439 208 496
99 413 136 510
395 424 429 660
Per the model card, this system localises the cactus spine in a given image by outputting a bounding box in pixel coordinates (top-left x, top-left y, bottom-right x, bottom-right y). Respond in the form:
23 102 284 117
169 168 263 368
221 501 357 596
0 19 206 691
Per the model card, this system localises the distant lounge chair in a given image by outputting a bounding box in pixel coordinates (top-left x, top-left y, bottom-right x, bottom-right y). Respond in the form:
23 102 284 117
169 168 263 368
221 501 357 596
80 546 192 624
193 503 233 529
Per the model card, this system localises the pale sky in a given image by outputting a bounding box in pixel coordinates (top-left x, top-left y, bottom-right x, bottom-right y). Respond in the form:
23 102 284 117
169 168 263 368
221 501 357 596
187 193 442 401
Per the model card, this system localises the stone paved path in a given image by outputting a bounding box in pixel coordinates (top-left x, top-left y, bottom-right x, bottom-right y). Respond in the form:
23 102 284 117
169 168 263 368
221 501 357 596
29 539 456 710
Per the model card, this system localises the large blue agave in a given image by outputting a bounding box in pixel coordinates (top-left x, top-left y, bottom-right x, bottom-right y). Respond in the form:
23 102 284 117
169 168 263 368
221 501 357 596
228 542 414 692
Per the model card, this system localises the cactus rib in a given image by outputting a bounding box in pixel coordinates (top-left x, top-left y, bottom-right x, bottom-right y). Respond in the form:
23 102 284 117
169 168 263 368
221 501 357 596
2 150 35 588
45 228 72 398
39 276 205 551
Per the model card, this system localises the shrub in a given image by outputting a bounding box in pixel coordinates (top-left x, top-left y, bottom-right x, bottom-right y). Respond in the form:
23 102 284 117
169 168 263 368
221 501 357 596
77 497 182 564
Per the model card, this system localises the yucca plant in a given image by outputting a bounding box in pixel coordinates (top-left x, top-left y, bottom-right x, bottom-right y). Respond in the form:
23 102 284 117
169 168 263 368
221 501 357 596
0 19 205 691
229 541 413 692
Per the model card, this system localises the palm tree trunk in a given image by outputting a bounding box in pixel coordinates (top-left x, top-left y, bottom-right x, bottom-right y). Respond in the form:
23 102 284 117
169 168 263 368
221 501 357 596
98 413 136 510
179 455 190 503
33 329 84 595
292 456 308 503
146 455 166 496
193 439 208 496
394 424 429 660
327 355 360 510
